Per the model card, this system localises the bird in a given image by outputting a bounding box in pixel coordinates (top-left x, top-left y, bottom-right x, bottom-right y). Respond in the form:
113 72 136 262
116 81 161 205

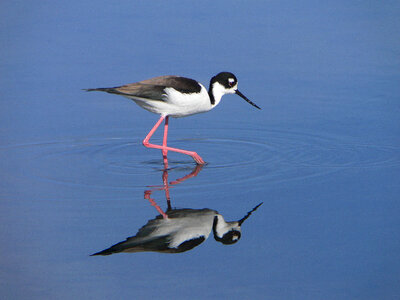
85 72 260 164
91 202 263 255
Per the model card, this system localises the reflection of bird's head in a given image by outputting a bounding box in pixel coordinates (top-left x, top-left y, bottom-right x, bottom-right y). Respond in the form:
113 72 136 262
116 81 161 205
212 216 241 245
212 202 263 245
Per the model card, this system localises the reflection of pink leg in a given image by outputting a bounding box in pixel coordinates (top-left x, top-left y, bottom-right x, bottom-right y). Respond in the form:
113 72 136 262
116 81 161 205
144 190 168 219
162 170 171 209
170 164 204 185
145 164 203 217
142 116 206 165
162 117 169 168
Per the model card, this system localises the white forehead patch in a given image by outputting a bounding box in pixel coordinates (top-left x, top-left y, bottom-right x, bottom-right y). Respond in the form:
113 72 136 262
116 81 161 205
228 78 235 84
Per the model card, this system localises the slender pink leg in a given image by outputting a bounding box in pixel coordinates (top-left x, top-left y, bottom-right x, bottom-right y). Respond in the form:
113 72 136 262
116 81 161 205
144 190 169 219
163 116 169 156
142 115 206 164
143 115 165 146
163 156 169 169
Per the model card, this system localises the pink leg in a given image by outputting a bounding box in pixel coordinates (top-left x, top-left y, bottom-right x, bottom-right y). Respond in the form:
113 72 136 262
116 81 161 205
144 190 169 219
142 115 206 164
163 116 169 155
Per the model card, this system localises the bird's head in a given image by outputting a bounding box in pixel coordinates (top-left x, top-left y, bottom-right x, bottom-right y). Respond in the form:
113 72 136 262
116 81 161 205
212 215 242 245
212 202 263 245
209 72 261 109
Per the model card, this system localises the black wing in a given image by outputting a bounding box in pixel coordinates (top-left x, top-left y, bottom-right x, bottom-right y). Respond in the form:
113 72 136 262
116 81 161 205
84 75 202 101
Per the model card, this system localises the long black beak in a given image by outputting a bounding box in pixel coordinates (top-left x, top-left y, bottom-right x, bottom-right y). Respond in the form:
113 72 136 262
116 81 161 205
238 202 263 226
235 90 261 110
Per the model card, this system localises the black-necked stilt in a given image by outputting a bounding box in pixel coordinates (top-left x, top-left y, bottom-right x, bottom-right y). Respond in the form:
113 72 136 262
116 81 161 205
85 72 260 164
91 164 262 255
91 204 262 255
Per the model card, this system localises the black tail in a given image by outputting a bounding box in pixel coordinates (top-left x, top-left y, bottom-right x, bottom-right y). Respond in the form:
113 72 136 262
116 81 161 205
90 240 128 256
90 248 116 256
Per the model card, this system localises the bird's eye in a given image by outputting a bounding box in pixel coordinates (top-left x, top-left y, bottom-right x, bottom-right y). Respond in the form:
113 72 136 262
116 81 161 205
228 79 235 87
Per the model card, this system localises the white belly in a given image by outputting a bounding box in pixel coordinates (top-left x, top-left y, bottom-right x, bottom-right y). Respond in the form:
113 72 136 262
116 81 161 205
130 85 213 118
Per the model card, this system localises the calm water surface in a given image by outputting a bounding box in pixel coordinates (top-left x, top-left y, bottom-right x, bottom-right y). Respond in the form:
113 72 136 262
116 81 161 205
1 1 400 299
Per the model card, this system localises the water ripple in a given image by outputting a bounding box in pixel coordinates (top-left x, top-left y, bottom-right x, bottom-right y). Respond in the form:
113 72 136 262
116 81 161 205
1 128 399 189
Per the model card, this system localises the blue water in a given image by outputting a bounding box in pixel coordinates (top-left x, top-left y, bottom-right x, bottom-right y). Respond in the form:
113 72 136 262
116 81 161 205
1 1 400 299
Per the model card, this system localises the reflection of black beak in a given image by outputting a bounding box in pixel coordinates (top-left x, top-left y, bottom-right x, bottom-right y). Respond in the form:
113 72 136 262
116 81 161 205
235 90 261 110
238 202 263 226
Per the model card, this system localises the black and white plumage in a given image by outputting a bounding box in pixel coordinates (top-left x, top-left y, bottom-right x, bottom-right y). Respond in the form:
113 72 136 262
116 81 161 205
91 203 263 256
85 72 260 118
85 72 260 164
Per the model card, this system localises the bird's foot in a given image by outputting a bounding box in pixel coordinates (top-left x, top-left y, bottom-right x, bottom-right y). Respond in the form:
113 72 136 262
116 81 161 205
191 153 205 165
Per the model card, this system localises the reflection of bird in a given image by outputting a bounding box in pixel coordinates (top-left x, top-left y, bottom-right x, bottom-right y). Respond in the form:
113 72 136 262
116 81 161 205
85 72 260 164
91 203 262 255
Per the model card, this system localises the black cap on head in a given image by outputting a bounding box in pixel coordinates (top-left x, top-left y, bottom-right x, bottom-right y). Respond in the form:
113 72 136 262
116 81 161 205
210 72 261 109
212 216 242 245
218 230 242 245
211 72 238 89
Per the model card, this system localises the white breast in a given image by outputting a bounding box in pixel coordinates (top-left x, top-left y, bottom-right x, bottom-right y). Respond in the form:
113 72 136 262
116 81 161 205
164 84 213 118
131 84 213 118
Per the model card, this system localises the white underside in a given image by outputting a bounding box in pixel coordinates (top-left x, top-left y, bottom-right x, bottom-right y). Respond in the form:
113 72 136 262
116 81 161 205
126 84 217 118
128 210 238 249
128 209 217 249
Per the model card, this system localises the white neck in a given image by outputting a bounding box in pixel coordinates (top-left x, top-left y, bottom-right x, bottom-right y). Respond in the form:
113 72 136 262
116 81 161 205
209 82 229 107
214 215 240 238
